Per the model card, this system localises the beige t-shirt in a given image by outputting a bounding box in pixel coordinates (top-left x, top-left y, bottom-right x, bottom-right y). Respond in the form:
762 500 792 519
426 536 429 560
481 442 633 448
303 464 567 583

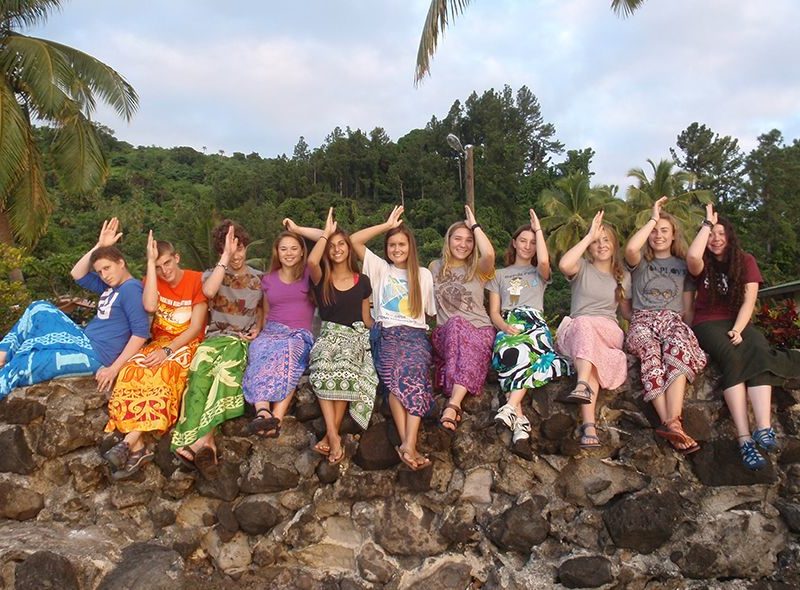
429 259 493 329
568 258 631 322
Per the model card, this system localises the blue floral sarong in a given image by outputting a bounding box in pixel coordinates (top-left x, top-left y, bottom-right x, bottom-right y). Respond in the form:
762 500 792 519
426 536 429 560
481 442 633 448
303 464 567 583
0 301 102 399
242 322 313 403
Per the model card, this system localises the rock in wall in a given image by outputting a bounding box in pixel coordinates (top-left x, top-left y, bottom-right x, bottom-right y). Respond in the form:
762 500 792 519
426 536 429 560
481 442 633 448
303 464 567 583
1 361 799 589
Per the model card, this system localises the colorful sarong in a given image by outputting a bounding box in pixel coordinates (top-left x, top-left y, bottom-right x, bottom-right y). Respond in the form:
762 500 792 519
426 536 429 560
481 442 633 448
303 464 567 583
556 315 627 390
626 309 707 402
431 315 495 397
0 301 102 399
369 323 433 417
309 321 378 430
492 306 573 393
105 337 198 434
170 335 248 450
242 322 314 403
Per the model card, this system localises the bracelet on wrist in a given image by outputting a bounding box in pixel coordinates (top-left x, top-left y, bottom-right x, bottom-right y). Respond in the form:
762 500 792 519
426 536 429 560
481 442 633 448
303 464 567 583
216 262 228 271
701 219 714 228
470 223 482 232
320 236 328 241
162 346 173 356
649 217 658 223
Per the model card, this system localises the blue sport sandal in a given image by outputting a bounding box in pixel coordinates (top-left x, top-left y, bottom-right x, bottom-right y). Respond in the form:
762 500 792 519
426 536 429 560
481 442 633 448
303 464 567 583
739 439 766 471
752 427 778 452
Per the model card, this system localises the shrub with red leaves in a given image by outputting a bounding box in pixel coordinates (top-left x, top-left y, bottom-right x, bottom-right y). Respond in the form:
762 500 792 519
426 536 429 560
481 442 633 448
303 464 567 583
755 298 800 348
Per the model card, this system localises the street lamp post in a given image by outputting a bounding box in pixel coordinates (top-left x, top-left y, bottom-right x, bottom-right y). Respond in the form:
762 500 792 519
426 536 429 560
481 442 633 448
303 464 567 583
446 133 475 212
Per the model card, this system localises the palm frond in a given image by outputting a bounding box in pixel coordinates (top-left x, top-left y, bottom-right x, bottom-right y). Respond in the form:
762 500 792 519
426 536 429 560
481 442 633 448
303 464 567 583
8 126 51 247
0 80 29 201
414 0 471 85
51 110 108 193
0 0 63 30
610 0 647 18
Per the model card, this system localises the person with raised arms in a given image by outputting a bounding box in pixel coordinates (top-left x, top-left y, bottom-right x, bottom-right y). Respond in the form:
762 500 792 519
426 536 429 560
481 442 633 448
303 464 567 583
556 211 632 449
350 206 437 470
104 232 207 480
489 209 572 455
429 206 496 434
171 221 263 478
624 197 706 454
240 224 318 438
687 203 800 470
0 218 149 398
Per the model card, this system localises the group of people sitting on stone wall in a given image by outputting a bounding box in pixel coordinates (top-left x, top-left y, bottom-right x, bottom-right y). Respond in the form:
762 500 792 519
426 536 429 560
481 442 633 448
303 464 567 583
2 199 799 477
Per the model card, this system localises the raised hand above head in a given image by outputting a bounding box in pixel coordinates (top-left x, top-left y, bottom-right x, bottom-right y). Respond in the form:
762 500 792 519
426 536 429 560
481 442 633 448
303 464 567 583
586 210 605 241
704 202 718 226
146 230 159 263
98 217 123 247
222 225 239 259
529 208 541 232
323 207 337 237
385 205 404 229
283 218 299 233
652 196 668 221
464 205 477 228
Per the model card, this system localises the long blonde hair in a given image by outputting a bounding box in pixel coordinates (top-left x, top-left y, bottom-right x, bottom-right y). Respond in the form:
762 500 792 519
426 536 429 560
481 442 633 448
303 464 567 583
586 224 626 303
642 212 688 261
384 226 423 318
269 231 307 281
437 221 480 281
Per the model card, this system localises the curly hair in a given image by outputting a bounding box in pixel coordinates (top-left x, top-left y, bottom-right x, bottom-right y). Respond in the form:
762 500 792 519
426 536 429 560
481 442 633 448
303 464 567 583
212 219 251 255
702 216 745 312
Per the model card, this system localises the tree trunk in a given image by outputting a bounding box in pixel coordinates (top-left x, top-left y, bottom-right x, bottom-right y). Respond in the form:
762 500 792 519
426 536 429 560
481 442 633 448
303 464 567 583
0 210 25 283
465 145 475 213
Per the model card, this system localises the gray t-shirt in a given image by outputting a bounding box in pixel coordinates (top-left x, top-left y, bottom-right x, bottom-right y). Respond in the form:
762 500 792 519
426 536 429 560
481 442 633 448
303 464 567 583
568 258 631 321
486 265 549 312
429 259 493 329
627 255 694 313
202 265 263 338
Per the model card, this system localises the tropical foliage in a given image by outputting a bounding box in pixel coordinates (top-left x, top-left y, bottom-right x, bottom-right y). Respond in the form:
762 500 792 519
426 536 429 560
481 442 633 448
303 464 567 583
0 0 138 248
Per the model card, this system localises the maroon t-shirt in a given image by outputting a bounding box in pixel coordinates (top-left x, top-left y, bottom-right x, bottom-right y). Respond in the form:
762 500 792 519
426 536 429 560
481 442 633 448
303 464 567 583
691 252 761 325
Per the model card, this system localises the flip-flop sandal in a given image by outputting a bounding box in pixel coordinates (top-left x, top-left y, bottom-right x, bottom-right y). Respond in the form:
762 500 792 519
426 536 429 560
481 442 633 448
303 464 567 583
313 441 331 456
247 408 280 436
414 454 432 469
439 403 463 433
328 445 346 465
656 418 700 455
174 447 198 471
194 446 220 479
562 381 594 404
395 446 419 470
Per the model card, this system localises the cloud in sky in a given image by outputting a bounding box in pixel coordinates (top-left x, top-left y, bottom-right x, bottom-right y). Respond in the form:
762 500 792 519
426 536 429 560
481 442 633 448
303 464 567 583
31 0 800 190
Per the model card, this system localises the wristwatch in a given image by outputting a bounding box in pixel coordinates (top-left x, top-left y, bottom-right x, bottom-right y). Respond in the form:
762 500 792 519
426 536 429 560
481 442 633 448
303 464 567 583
162 346 173 357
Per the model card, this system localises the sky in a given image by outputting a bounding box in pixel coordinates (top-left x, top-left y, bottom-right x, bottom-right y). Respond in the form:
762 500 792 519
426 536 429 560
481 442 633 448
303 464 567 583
30 0 800 191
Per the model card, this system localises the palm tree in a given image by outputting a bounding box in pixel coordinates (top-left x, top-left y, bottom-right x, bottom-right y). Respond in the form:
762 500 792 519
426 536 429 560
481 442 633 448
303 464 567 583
0 0 138 250
415 0 648 83
539 172 629 258
625 159 712 237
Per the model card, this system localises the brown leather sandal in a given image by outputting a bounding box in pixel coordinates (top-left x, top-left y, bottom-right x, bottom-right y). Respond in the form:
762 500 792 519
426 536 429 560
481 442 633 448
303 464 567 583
656 416 700 455
439 403 463 432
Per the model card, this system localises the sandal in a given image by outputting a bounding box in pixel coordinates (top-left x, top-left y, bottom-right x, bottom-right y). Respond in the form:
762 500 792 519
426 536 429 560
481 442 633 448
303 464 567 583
313 440 331 456
328 445 346 465
194 446 220 479
739 439 766 471
247 408 280 437
562 380 594 404
439 403 463 432
655 416 700 455
395 446 419 470
111 447 154 480
752 427 778 452
512 414 531 444
494 404 517 430
103 441 130 469
578 423 601 449
174 446 198 471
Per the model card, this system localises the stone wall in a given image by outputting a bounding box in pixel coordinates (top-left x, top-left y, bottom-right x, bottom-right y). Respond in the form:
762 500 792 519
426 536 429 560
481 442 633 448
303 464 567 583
1 361 799 589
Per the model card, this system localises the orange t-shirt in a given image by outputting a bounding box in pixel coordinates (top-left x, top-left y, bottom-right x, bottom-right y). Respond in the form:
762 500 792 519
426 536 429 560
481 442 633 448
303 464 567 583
150 270 207 340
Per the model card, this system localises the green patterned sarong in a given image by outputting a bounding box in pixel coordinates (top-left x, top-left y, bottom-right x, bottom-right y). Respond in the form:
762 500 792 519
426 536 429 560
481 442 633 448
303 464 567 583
309 321 378 430
170 335 247 450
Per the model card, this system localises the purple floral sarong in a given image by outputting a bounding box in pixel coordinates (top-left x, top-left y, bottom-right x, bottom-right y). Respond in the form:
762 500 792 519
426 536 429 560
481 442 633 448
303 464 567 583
431 316 495 397
242 322 313 403
369 323 433 417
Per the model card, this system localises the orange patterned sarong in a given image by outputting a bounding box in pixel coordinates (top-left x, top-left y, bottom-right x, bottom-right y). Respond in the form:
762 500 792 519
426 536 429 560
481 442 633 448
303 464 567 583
105 337 199 434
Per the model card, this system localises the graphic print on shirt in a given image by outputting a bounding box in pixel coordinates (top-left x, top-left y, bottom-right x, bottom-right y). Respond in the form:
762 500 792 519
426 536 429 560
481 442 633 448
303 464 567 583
702 272 728 295
436 267 481 315
506 272 539 306
382 276 411 317
96 289 119 320
642 262 684 307
154 296 193 334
